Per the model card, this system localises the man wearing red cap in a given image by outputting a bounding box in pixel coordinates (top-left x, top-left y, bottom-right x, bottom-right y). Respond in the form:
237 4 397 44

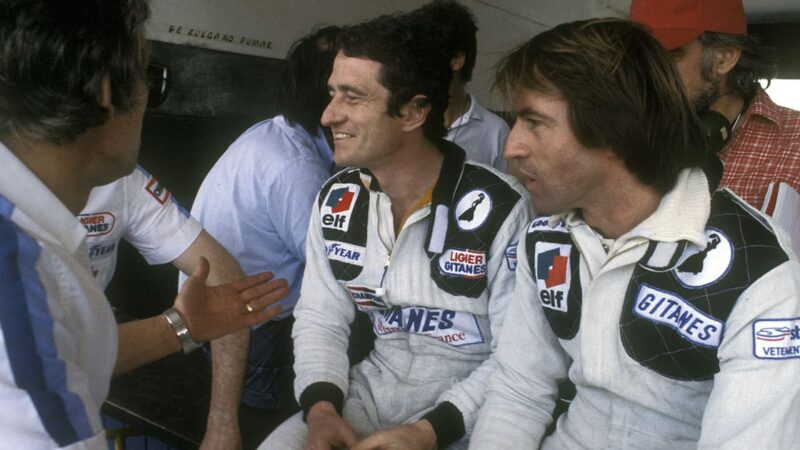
631 0 800 210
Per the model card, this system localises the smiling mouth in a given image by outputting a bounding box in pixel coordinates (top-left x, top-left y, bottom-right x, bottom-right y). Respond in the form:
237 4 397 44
333 132 354 140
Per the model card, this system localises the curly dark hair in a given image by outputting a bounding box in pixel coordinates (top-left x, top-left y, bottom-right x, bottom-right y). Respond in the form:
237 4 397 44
412 0 478 82
495 18 708 194
279 25 340 135
698 31 777 99
338 11 452 142
0 0 150 144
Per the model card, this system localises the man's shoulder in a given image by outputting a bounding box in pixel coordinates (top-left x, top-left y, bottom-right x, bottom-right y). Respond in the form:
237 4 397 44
460 161 525 201
469 96 510 133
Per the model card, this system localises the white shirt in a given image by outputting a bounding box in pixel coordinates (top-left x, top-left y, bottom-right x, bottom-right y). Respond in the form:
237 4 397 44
0 142 116 449
81 166 202 289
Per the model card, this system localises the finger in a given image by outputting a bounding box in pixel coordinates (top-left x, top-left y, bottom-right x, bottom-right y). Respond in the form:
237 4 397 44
244 284 289 310
230 271 275 291
240 278 289 301
243 305 284 327
191 256 210 283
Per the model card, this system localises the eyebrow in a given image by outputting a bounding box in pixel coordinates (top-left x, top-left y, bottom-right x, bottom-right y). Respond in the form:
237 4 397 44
516 106 554 123
330 83 370 98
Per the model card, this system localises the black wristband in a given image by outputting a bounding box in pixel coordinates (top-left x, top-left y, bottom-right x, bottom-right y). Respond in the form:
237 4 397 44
299 382 345 422
421 401 465 448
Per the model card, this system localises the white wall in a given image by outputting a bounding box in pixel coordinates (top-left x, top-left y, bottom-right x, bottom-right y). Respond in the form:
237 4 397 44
146 0 799 109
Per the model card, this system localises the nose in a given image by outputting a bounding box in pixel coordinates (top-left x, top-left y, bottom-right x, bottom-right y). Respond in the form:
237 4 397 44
503 121 528 161
321 95 342 127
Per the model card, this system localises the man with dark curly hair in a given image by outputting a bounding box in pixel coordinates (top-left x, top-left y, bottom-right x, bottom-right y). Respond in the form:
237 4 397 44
261 9 531 450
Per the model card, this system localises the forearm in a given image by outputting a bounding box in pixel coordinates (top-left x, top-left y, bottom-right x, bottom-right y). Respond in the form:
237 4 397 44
114 315 181 375
203 329 249 448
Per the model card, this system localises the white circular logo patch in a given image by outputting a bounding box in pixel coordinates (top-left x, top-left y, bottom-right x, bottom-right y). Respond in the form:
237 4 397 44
672 228 733 288
454 189 492 231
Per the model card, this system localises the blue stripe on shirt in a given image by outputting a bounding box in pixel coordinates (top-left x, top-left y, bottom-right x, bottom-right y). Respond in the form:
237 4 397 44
0 198 94 445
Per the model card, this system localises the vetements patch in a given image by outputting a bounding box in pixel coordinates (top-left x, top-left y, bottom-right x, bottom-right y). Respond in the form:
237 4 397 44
535 242 572 313
753 318 800 359
321 183 360 232
371 306 484 347
633 284 724 348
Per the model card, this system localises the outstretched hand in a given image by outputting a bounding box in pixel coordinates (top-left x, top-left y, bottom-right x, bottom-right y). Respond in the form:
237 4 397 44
175 257 288 342
351 421 436 450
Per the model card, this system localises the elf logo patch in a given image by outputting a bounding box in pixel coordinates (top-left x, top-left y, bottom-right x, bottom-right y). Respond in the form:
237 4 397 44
145 176 170 205
438 248 487 279
322 183 360 231
78 212 116 237
535 242 571 312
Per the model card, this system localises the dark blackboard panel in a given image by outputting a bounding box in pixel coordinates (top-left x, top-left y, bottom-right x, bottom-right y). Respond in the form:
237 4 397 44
108 41 285 318
149 40 284 119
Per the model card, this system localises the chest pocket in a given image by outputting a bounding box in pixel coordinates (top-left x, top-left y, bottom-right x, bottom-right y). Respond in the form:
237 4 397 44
620 191 788 381
525 218 583 340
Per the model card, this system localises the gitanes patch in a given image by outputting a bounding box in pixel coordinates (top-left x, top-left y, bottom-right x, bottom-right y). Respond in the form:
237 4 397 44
633 284 724 348
78 212 116 237
321 183 360 232
371 306 484 347
454 189 491 231
438 248 487 279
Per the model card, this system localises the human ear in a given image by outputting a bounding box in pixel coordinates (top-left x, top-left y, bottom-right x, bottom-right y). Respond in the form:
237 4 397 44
712 46 741 77
400 95 431 132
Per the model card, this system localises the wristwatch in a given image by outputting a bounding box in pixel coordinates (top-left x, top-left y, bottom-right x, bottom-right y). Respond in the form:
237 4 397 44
163 307 204 354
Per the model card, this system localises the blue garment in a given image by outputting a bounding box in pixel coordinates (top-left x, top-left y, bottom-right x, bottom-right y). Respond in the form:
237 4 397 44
191 115 333 409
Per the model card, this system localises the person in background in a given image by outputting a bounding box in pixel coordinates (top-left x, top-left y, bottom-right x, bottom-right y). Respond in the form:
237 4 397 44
188 26 339 415
470 18 800 448
412 0 510 172
81 163 253 449
631 0 800 210
261 10 530 450
0 0 287 447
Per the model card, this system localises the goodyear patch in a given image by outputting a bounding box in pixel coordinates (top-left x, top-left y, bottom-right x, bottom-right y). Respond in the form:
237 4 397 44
326 240 365 266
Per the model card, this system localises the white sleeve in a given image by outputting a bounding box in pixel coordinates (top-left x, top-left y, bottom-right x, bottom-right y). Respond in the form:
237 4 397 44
292 198 355 399
469 227 571 449
122 166 202 265
697 261 800 448
434 197 531 432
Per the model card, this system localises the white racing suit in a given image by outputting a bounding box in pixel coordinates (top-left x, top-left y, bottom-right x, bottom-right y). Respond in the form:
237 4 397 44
471 168 800 449
263 142 531 448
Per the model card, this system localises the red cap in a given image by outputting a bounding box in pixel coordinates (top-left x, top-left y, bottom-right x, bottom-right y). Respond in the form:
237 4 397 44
629 0 747 50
